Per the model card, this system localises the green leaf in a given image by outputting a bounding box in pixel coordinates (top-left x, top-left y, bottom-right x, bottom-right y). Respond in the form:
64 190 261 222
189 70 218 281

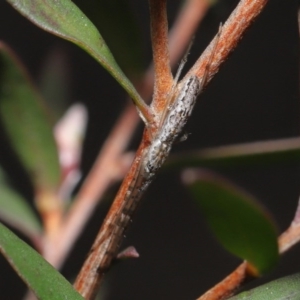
168 137 300 169
0 222 84 299
0 168 42 239
228 273 300 299
0 43 60 191
7 0 145 110
184 169 279 274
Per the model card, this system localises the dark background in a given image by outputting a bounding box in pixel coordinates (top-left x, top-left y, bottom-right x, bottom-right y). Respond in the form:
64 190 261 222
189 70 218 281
0 0 299 299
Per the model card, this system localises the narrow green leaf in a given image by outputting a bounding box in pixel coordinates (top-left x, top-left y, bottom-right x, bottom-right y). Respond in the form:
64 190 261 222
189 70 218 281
229 273 300 299
0 222 84 299
0 168 42 239
168 137 300 169
7 0 145 109
184 169 278 274
0 43 60 191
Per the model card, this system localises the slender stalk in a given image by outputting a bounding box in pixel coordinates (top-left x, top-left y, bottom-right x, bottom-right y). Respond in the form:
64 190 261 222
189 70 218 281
149 0 173 118
74 0 271 298
197 262 248 300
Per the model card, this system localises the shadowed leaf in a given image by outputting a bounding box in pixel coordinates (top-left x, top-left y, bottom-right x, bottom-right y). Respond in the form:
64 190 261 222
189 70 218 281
0 43 60 191
183 169 278 275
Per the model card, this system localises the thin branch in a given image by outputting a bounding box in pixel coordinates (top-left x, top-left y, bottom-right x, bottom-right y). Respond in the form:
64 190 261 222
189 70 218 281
73 2 215 294
73 0 271 298
197 262 248 300
168 137 300 168
143 0 212 103
149 0 173 117
43 0 272 291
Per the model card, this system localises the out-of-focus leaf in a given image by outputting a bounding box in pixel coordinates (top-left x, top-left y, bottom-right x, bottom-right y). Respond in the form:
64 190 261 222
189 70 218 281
183 169 278 275
228 273 300 299
39 46 70 120
0 222 84 300
74 0 144 77
0 42 60 191
7 0 145 109
0 168 42 239
168 137 300 169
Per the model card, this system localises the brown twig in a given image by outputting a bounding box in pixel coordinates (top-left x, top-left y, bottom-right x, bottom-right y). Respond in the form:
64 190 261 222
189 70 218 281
143 0 213 102
73 0 271 298
74 1 174 297
149 0 173 117
197 262 248 300
41 0 272 291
